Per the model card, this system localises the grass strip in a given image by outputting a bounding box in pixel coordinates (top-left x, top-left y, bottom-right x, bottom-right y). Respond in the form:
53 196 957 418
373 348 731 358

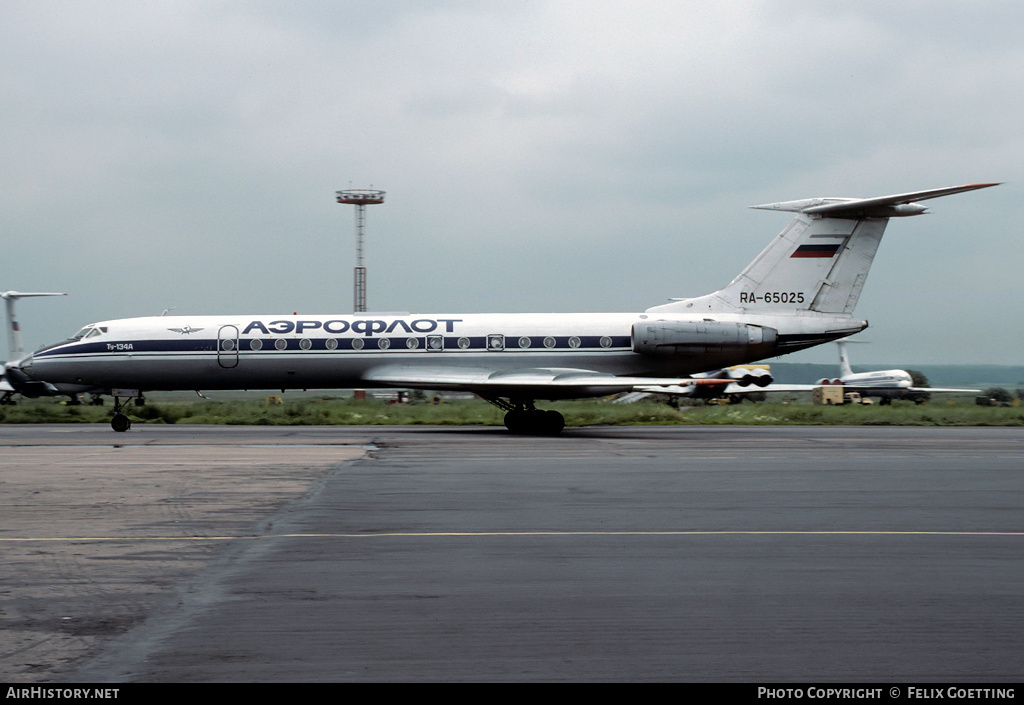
2 397 1023 427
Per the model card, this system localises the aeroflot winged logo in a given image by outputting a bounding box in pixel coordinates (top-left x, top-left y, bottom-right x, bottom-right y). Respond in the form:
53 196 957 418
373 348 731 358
242 318 463 337
168 325 204 335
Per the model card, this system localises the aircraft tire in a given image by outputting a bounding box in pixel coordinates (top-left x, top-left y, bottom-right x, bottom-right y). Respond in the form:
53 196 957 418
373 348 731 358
504 409 565 435
504 410 529 434
541 410 565 435
111 413 131 433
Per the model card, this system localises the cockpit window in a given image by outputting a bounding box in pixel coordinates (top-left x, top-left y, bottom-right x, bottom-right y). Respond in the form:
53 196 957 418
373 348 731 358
70 325 103 340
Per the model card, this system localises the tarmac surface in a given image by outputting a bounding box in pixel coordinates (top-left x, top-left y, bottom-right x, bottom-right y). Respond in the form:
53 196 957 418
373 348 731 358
1 423 1022 682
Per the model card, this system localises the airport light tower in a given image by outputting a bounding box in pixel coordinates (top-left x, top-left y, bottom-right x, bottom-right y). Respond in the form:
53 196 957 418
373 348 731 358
335 188 385 313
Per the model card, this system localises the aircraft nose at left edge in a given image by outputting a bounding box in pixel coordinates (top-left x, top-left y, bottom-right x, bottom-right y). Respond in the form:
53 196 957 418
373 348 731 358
16 351 34 375
14 350 51 385
2 355 42 398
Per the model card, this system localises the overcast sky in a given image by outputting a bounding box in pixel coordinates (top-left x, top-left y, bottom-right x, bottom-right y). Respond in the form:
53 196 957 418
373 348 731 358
2 0 1021 366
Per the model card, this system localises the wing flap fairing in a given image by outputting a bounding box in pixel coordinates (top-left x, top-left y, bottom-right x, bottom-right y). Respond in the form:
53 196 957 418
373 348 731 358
362 365 732 395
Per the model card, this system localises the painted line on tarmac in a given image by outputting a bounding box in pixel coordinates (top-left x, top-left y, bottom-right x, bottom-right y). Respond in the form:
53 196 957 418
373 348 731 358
3 529 1023 543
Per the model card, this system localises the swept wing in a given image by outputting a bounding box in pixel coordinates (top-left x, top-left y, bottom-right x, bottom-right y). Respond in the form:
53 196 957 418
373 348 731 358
364 364 732 398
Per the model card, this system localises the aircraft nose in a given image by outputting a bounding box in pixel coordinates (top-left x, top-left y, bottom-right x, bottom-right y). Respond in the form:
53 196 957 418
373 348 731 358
4 363 34 392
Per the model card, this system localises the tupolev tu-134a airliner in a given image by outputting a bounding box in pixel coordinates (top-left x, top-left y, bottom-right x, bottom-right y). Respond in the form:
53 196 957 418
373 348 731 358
9 182 998 433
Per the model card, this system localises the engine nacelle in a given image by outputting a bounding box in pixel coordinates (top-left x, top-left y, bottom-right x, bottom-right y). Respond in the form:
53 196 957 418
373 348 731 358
749 367 773 387
3 365 53 398
817 378 843 386
727 367 774 387
632 320 778 357
732 371 754 387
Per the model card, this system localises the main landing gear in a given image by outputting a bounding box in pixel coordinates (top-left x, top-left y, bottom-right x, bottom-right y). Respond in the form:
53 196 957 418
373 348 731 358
504 408 565 435
487 398 565 435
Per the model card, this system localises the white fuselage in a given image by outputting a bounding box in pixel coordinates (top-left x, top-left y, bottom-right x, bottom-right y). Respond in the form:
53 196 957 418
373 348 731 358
22 310 863 398
841 370 913 388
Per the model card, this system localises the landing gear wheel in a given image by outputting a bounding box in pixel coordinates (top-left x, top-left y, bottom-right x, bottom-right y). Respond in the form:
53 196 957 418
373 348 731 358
540 410 565 435
504 410 530 434
503 408 565 435
111 413 131 433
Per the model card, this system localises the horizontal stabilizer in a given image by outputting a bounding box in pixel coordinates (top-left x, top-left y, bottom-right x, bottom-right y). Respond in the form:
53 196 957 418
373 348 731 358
751 182 1000 218
0 291 67 299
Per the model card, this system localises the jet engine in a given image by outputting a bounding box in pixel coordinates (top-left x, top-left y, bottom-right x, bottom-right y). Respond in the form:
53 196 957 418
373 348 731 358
3 364 55 398
730 367 773 387
632 320 778 357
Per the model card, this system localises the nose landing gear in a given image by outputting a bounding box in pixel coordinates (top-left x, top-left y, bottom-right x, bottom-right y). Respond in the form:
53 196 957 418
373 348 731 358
109 392 143 432
111 411 131 433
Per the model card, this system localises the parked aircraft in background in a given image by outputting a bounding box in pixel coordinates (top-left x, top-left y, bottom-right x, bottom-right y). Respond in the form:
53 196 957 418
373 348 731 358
1 291 66 405
806 340 980 403
632 340 981 404
617 364 772 404
9 183 997 432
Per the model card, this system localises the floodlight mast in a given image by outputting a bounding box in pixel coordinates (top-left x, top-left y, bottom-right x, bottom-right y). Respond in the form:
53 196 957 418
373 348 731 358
335 189 385 313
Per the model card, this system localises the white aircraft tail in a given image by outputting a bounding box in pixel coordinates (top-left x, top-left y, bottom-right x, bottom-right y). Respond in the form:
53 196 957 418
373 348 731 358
648 183 998 316
836 340 854 379
2 291 66 361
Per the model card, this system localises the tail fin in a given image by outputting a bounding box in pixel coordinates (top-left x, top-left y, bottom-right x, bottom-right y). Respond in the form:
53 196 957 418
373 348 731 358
2 291 67 361
648 183 999 315
836 340 854 378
